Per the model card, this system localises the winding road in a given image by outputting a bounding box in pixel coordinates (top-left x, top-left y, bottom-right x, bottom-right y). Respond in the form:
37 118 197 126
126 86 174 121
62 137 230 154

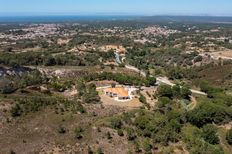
115 52 207 96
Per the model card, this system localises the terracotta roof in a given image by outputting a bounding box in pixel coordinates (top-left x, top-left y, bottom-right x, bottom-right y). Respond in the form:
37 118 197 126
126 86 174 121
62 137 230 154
105 87 129 97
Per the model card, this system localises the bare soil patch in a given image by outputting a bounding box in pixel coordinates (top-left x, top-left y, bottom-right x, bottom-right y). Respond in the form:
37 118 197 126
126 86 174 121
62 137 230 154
140 86 157 107
211 50 232 59
99 45 126 53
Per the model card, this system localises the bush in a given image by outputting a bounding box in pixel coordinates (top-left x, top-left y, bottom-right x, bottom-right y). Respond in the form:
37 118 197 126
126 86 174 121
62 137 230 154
139 94 146 104
180 86 192 99
143 139 152 153
57 126 66 134
87 146 94 154
10 104 22 117
0 78 15 94
75 127 83 139
157 85 173 98
117 129 124 136
82 84 100 104
110 117 122 129
201 124 219 145
107 132 112 140
226 129 232 145
96 148 104 154
147 76 157 86
158 97 172 108
127 128 136 141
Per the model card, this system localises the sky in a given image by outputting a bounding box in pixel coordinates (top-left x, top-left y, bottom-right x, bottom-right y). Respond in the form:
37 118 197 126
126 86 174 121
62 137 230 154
0 0 232 16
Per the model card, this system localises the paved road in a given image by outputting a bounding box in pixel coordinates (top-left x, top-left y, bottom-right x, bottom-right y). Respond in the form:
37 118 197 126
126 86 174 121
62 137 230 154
124 65 207 96
115 52 122 64
156 77 207 96
115 54 207 96
125 65 147 77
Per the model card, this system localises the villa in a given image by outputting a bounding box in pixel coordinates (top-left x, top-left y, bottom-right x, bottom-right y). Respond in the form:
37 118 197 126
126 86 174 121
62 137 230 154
104 87 131 101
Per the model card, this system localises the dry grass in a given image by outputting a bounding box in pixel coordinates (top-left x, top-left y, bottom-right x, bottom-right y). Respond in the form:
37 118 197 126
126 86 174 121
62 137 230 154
198 64 232 87
0 102 132 154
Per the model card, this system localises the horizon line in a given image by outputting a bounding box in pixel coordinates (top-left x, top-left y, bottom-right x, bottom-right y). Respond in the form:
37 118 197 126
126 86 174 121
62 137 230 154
0 12 232 17
0 14 232 18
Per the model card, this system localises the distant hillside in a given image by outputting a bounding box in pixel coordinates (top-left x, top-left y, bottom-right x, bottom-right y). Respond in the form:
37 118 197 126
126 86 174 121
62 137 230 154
138 16 232 24
0 15 232 24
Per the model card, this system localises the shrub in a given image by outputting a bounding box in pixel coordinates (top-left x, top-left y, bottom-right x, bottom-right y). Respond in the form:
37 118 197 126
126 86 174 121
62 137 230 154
87 146 94 154
57 126 66 134
158 97 172 108
75 127 83 139
96 148 104 154
143 139 152 153
127 128 136 141
82 84 100 104
0 78 15 94
107 132 112 140
147 76 157 86
117 129 124 136
157 85 173 98
10 104 22 117
201 124 219 145
226 129 232 145
110 117 122 129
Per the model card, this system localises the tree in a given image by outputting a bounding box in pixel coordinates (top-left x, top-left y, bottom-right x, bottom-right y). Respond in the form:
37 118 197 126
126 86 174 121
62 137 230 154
147 76 156 86
180 86 191 100
44 56 56 66
158 97 171 108
157 85 173 98
172 85 181 98
201 124 219 145
226 129 232 145
167 68 183 80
